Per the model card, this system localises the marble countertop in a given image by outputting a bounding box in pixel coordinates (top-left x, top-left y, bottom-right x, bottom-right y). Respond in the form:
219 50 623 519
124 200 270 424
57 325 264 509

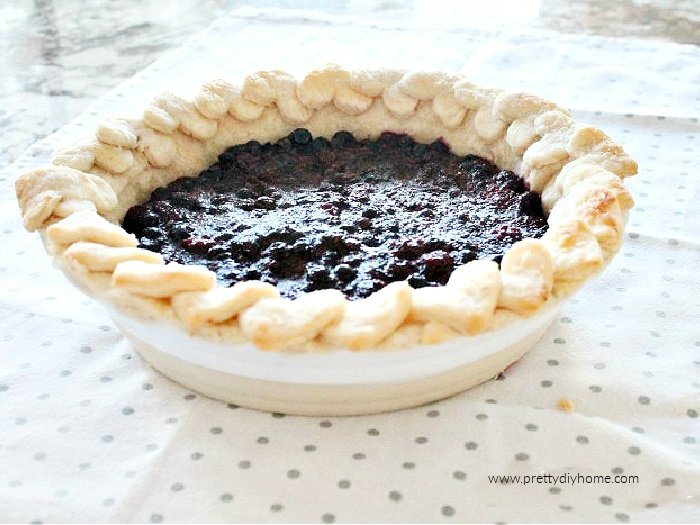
1 0 698 171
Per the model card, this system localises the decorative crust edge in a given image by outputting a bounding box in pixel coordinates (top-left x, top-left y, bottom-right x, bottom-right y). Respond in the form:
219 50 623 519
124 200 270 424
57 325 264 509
14 65 637 352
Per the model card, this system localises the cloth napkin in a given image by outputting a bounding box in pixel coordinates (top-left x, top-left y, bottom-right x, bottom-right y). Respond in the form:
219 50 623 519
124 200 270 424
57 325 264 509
1 8 698 523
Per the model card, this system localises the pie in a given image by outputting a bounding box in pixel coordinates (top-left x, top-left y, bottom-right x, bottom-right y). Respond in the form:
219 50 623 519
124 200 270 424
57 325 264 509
15 66 637 353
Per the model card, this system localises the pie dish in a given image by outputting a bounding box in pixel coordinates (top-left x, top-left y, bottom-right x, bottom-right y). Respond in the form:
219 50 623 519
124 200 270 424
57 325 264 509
15 66 637 414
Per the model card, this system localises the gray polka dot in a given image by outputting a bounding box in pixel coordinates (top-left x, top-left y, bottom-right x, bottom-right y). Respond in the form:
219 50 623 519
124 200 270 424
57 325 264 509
515 453 529 461
453 471 467 480
142 382 153 391
171 482 184 492
415 436 428 444
34 452 46 461
338 480 351 489
15 417 27 425
270 504 283 513
304 445 317 452
210 427 223 434
8 480 21 488
475 413 488 421
271 412 285 418
101 435 114 443
183 393 197 401
150 514 163 523
102 498 114 507
465 442 478 450
485 398 497 404
612 467 624 474
402 462 415 470
165 417 178 424
238 460 251 469
79 462 91 470
122 407 134 415
353 453 366 460
54 489 68 498
688 409 698 418
190 452 203 460
638 396 651 405
220 493 233 502
594 363 606 370
57 425 70 434
59 370 71 377
525 423 538 431
257 436 269 444
599 496 613 505
589 385 602 393
683 436 696 444
560 504 573 512
549 487 561 494
661 477 676 486
226 404 239 410
554 337 566 344
322 513 335 523
541 380 553 388
145 443 158 452
367 428 380 436
646 503 658 509
615 513 629 522
442 506 455 517
287 469 300 479
628 446 641 455
576 435 589 444
427 409 440 417
547 359 559 366
320 421 332 428
389 490 403 502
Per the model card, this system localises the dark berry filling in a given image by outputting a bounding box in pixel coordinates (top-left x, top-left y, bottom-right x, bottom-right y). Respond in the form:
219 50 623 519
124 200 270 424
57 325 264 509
122 130 548 300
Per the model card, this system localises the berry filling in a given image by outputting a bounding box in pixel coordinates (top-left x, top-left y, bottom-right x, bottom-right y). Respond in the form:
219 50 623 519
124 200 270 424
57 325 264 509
122 129 548 300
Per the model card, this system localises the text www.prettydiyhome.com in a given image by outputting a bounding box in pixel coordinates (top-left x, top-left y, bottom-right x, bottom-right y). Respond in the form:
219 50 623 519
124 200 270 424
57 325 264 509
488 473 639 486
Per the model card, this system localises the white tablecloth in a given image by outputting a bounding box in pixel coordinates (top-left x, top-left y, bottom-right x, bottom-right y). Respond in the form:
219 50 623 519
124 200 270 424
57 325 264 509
1 9 698 523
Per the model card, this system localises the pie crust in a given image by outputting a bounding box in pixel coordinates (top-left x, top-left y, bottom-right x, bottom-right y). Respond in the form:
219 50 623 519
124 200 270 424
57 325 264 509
15 66 637 352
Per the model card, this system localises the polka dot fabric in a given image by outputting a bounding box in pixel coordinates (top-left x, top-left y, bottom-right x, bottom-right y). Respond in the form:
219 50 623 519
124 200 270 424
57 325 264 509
1 9 699 523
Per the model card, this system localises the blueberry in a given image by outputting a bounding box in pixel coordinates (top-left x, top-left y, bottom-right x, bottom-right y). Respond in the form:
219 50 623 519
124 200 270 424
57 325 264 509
422 251 454 283
235 188 256 199
518 191 543 216
170 224 191 241
430 139 450 153
245 140 262 156
207 246 230 260
217 147 238 163
331 131 355 148
151 187 173 201
255 196 277 210
290 128 312 146
311 136 331 152
334 264 356 283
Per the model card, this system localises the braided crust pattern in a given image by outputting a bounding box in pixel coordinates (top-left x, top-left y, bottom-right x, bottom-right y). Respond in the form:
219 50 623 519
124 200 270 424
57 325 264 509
15 66 637 351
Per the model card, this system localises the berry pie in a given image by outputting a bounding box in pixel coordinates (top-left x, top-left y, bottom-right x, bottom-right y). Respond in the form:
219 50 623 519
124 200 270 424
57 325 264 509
15 66 637 353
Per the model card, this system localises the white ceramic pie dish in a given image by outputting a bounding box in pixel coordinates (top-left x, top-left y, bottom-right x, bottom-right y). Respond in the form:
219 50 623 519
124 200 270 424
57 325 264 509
110 301 560 416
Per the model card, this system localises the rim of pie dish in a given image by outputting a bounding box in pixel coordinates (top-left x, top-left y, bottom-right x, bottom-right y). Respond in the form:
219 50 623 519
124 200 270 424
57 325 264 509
15 66 638 353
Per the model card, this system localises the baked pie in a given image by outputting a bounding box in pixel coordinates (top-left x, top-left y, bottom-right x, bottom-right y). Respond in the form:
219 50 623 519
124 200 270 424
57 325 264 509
15 66 637 354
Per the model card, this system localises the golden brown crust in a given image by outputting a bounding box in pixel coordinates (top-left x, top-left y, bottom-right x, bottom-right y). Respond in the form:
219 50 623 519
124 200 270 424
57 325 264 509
14 67 637 352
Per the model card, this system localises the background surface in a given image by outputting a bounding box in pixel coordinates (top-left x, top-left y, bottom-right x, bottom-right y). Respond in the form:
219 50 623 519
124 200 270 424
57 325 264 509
1 1 699 523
